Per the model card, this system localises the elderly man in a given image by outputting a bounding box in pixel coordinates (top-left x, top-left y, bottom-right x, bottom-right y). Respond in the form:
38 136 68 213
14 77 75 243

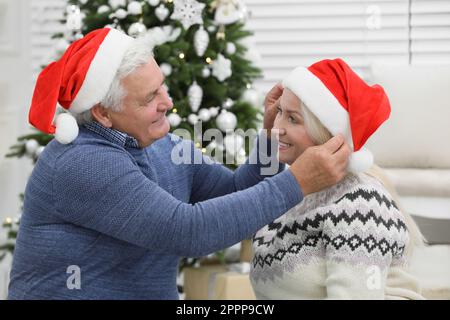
8 28 350 299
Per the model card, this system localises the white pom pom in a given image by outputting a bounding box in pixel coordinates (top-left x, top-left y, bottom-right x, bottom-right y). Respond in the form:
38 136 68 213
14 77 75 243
347 147 373 173
55 113 79 144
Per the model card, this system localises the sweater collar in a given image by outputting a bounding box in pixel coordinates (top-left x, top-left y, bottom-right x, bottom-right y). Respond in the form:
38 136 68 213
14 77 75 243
83 121 140 149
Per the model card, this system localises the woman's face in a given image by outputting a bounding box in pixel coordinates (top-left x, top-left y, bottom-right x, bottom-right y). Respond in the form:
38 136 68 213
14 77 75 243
273 89 316 165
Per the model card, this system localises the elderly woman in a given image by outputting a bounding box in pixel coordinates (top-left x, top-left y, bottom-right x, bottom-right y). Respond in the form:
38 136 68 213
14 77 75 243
250 58 424 300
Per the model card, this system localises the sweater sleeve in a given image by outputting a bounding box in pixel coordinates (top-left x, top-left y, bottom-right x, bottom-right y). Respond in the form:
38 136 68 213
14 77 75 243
53 144 302 257
190 130 285 203
321 189 409 299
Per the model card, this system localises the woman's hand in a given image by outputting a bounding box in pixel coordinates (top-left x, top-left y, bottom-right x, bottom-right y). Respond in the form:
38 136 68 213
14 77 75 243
263 83 284 136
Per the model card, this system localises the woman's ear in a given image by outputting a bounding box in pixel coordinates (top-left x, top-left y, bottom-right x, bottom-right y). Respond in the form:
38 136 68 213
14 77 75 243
91 103 113 128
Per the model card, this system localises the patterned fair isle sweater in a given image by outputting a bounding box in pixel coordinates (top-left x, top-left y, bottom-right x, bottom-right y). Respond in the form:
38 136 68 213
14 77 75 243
250 173 424 300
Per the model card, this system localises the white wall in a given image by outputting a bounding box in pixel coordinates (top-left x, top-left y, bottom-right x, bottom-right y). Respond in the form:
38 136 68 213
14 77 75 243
245 0 450 93
0 0 33 231
0 0 34 299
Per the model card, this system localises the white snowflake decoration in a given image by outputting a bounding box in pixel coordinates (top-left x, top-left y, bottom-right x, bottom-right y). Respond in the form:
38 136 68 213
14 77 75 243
170 0 205 30
211 54 232 82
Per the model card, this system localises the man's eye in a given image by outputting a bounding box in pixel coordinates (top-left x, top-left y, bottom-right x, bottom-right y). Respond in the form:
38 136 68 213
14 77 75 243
288 116 296 123
276 106 282 113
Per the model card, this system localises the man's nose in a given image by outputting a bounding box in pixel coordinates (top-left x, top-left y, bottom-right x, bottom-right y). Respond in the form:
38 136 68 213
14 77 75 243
159 91 173 111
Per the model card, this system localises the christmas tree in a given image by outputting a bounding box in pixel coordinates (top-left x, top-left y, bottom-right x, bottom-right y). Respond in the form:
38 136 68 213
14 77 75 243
1 0 264 270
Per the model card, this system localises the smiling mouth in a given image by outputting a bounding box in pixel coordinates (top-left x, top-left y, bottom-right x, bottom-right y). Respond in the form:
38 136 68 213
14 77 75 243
152 115 165 124
279 141 292 148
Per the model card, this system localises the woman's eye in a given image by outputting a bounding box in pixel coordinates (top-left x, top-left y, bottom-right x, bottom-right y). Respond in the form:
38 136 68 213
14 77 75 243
288 116 296 123
276 106 282 114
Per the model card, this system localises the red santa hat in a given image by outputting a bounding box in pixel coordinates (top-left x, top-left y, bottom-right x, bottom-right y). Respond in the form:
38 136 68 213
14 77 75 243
29 28 135 144
283 58 391 173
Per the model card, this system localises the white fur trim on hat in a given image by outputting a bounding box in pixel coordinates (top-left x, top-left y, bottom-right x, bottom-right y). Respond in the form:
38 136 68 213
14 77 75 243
283 66 372 173
70 28 135 114
55 113 79 144
347 147 373 173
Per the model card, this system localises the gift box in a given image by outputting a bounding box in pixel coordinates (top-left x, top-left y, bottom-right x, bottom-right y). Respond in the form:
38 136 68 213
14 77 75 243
240 239 253 262
183 263 255 300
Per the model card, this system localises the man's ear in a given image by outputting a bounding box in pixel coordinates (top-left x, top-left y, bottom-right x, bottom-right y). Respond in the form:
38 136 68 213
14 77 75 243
91 103 113 128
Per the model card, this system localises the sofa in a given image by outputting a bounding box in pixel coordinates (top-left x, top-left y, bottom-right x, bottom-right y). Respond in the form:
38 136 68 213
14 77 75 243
367 64 450 242
366 64 450 299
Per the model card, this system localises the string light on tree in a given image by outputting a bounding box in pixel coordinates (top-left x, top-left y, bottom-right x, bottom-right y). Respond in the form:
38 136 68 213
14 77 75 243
216 25 226 40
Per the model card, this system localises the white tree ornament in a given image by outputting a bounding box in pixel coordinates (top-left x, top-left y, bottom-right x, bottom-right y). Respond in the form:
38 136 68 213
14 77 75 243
66 5 82 31
226 42 236 55
198 108 211 122
114 8 128 19
216 110 237 132
188 114 199 125
25 139 39 156
187 81 203 112
222 98 234 109
147 0 160 6
242 88 262 107
109 0 126 9
168 113 182 127
97 5 110 15
224 133 244 156
160 63 172 76
155 4 169 21
127 1 142 15
211 54 232 81
209 106 219 117
201 67 211 78
128 22 147 37
194 26 209 57
171 0 205 30
214 0 247 25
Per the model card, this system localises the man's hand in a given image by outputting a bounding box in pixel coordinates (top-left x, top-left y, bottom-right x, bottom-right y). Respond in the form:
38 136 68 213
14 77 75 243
263 83 284 136
289 134 351 195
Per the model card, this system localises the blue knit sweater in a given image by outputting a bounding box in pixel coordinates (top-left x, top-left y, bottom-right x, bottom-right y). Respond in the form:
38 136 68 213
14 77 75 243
8 123 302 300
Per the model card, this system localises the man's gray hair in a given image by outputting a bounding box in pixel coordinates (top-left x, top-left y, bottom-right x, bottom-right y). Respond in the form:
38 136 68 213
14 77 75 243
75 33 155 125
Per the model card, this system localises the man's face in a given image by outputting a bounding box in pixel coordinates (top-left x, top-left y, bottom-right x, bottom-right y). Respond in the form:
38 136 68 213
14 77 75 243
109 57 173 148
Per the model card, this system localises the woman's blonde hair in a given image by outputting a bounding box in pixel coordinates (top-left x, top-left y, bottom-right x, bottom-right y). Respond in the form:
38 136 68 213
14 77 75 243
298 100 425 256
